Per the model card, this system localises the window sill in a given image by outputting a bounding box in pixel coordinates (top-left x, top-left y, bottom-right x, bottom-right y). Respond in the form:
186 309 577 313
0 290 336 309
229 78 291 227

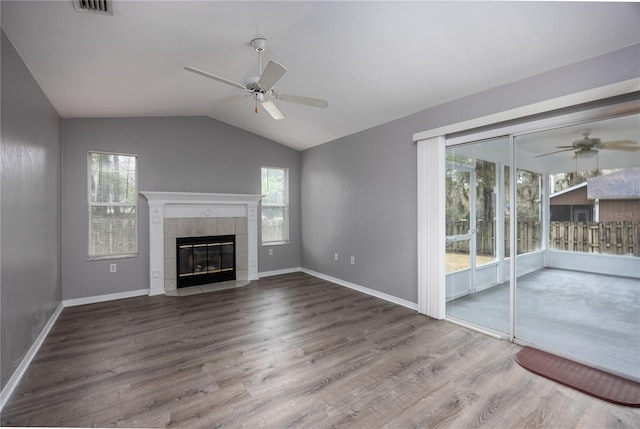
88 253 138 261
262 241 289 247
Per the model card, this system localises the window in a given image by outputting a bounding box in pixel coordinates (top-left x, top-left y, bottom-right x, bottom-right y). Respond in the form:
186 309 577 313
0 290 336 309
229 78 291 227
261 167 289 245
88 151 138 259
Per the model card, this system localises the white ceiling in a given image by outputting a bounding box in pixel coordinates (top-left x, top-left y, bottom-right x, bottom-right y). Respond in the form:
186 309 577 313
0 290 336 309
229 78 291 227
2 1 639 151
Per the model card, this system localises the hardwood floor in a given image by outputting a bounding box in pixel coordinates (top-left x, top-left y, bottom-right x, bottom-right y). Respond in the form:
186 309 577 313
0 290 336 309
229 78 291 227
3 272 640 428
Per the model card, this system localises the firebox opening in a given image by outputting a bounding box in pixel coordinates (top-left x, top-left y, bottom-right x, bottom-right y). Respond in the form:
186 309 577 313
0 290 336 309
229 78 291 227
177 235 236 288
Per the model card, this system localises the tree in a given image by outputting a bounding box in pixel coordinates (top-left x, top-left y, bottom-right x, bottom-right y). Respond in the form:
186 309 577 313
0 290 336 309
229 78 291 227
517 169 541 220
551 169 617 193
475 160 495 223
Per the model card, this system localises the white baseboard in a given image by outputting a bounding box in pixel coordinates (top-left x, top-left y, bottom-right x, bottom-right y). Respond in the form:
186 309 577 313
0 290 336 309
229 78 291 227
258 267 302 278
63 288 149 307
301 268 418 311
0 302 64 412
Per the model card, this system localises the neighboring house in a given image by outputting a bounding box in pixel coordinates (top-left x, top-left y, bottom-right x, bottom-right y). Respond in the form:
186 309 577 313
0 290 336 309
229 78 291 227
588 167 640 222
549 182 591 221
550 167 640 222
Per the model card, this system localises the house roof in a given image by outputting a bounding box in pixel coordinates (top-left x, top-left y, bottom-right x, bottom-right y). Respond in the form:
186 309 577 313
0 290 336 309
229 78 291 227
587 167 640 200
1 1 639 151
550 182 587 199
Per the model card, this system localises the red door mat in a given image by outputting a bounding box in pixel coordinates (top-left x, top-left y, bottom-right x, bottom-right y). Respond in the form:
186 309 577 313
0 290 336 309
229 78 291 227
515 346 640 407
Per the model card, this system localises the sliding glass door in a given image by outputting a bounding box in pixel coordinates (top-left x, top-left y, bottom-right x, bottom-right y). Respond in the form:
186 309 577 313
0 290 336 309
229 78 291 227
444 112 640 380
445 138 509 334
513 114 640 380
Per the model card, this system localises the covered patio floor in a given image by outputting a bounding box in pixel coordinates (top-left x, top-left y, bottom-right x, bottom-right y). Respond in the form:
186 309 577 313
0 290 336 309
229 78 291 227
446 268 640 381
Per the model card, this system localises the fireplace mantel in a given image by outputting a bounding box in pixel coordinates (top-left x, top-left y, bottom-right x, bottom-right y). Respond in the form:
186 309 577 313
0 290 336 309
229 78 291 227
140 191 263 206
140 191 262 296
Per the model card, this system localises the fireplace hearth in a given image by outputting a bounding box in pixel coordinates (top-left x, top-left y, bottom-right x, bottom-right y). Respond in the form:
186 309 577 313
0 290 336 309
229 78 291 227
177 235 236 288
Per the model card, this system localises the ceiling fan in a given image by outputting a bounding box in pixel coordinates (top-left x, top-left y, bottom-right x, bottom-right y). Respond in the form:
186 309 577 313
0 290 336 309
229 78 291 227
185 38 328 120
535 131 639 158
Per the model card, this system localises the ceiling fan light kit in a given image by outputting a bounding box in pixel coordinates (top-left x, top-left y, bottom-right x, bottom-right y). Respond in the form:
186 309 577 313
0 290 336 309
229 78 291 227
574 149 598 159
185 38 328 120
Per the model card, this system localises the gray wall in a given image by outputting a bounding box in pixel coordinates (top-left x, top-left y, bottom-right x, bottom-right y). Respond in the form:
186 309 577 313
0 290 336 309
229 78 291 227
61 117 301 300
1 30 62 388
301 43 640 303
301 122 418 301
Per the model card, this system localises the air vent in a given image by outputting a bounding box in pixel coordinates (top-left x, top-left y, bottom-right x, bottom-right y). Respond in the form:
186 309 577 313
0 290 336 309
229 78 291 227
73 0 112 15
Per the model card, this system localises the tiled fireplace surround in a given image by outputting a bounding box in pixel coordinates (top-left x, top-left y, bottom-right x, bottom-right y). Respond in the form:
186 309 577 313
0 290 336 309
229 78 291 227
140 192 263 296
164 217 248 292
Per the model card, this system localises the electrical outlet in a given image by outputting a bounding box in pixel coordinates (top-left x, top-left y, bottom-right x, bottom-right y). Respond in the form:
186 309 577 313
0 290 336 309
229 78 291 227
350 256 355 265
334 252 338 261
268 248 273 256
109 263 117 273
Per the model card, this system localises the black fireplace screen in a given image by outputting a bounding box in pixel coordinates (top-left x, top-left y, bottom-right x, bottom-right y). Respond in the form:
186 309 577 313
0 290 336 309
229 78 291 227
176 235 236 288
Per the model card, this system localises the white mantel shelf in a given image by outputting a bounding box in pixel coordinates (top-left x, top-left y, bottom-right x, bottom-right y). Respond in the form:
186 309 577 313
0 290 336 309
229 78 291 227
140 191 263 296
140 191 263 205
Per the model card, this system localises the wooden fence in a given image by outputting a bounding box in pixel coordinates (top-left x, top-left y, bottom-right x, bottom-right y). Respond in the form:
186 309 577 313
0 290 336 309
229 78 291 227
550 221 639 256
446 220 639 257
262 220 284 243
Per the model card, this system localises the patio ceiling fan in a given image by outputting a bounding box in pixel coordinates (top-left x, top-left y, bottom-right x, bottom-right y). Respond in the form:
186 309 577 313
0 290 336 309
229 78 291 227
184 38 328 120
535 131 639 158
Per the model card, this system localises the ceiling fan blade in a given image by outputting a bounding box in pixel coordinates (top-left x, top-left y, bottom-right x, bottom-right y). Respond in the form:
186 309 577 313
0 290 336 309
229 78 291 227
535 148 576 158
184 67 246 90
601 140 637 147
261 100 285 120
601 145 640 152
278 93 328 109
258 61 287 89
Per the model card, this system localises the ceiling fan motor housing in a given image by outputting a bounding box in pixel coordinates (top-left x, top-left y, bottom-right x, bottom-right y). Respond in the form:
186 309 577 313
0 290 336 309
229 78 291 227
574 138 602 155
245 77 270 94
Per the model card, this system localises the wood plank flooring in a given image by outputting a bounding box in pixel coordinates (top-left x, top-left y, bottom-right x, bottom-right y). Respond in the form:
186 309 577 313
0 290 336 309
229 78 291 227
3 272 640 428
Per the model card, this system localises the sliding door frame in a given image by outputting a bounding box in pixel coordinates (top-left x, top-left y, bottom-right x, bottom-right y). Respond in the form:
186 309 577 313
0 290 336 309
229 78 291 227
417 96 640 330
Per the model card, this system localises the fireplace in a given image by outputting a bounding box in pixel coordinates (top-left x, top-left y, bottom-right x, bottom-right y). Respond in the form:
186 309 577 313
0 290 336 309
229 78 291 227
177 235 236 288
140 191 262 296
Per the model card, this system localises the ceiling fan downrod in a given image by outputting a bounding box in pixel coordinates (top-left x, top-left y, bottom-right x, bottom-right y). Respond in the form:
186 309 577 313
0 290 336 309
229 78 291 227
251 38 267 77
250 38 268 115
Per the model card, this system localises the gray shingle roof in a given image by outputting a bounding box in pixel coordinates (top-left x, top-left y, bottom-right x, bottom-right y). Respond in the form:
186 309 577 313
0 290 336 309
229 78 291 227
587 167 640 199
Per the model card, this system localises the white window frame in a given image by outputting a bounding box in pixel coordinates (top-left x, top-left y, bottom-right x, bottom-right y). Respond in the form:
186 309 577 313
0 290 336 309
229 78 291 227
88 150 138 260
261 166 290 245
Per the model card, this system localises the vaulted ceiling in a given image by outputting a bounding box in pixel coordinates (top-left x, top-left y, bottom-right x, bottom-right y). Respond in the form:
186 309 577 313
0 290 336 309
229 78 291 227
2 1 639 150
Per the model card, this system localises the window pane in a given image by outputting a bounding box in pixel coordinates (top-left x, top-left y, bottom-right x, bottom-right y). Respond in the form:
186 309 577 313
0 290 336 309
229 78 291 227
504 165 511 258
261 167 289 244
262 168 285 205
476 160 496 265
446 240 471 273
516 169 542 254
262 206 285 242
89 151 137 259
89 206 137 257
90 153 137 204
